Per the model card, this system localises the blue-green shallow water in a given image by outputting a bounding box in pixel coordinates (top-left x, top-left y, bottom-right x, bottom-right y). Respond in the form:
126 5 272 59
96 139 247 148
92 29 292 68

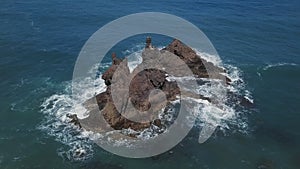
1 0 300 168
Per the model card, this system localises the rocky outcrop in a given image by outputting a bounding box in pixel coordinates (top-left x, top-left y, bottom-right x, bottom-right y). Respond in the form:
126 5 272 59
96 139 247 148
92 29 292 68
102 52 123 86
78 38 236 133
66 114 82 128
163 39 231 83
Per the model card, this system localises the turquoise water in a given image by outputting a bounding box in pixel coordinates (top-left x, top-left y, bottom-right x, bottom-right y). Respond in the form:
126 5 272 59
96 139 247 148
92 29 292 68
1 0 300 168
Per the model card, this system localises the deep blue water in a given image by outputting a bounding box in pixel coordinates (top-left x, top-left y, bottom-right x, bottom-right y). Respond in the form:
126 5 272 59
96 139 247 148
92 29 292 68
1 0 300 168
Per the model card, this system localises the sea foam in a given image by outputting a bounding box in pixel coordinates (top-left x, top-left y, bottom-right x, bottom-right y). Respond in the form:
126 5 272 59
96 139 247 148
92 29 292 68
40 45 253 161
262 62 298 71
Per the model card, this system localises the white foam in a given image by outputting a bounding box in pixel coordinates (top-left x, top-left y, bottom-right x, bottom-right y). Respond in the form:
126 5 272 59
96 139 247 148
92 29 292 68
194 49 223 66
193 49 252 133
39 64 107 161
122 43 144 56
40 45 253 161
224 64 244 83
127 50 143 73
125 45 164 73
244 90 254 104
263 62 298 71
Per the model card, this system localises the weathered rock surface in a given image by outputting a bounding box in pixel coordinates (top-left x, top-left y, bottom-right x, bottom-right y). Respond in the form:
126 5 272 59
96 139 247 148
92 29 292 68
163 39 231 83
78 38 239 133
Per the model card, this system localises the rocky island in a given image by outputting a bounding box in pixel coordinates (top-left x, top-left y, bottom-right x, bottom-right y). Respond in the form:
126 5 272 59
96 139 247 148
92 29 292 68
68 37 252 137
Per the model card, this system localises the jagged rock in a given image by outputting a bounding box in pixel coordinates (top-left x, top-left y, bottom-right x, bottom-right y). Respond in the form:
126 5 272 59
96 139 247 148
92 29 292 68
66 114 82 128
102 53 123 86
81 38 237 134
145 36 153 49
164 39 231 83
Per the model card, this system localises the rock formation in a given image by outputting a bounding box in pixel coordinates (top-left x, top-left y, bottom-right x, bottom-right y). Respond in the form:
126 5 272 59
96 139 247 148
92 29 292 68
73 37 251 134
67 113 82 128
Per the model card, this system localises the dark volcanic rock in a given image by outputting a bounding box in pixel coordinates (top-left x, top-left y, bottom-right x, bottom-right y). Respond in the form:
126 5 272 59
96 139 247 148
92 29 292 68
164 39 231 83
80 38 238 134
129 69 179 112
67 114 82 128
102 52 123 86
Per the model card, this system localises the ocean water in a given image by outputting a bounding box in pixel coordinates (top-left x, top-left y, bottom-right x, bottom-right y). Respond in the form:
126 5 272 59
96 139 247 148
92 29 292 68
1 0 300 169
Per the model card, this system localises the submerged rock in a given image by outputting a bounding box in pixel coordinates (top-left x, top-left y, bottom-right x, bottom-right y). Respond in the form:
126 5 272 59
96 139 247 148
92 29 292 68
67 114 82 128
257 159 276 169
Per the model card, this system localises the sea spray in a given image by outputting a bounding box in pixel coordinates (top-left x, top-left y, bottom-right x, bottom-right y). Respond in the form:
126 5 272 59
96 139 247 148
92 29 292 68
39 45 253 161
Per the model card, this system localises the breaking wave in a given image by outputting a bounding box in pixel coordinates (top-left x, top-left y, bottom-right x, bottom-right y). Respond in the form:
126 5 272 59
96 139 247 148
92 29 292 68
262 62 298 71
256 62 299 78
39 45 253 161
